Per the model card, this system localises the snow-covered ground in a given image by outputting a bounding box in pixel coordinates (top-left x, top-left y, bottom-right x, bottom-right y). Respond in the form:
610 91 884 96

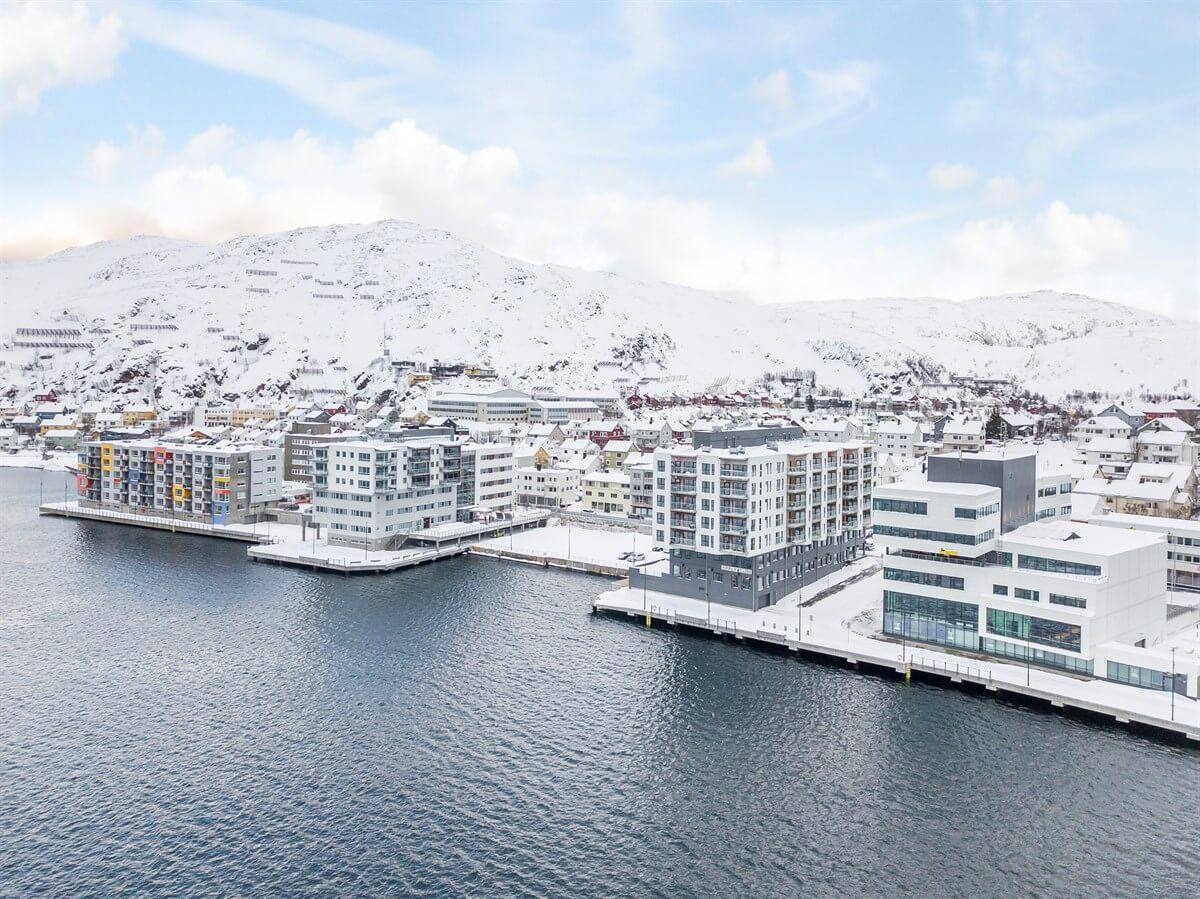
472 524 665 570
0 450 76 472
3 221 1196 409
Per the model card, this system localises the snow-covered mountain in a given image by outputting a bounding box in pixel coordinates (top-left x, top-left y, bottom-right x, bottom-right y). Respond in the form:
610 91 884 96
2 220 1194 407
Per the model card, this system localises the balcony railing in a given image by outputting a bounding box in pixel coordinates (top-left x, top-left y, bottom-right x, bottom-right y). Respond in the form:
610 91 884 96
719 465 748 478
720 519 747 534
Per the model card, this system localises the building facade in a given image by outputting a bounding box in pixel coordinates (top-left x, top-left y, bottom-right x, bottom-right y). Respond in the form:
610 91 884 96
633 428 873 611
77 439 281 524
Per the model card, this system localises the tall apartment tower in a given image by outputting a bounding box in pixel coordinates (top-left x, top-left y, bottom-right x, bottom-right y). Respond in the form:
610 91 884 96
632 425 873 611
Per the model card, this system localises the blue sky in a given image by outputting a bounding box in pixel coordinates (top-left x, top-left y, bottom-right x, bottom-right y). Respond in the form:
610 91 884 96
2 0 1196 317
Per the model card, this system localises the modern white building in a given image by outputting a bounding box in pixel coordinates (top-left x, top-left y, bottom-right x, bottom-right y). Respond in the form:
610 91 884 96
1087 512 1200 593
458 442 516 513
873 451 1185 692
528 398 601 424
427 387 533 423
312 439 458 549
634 427 873 611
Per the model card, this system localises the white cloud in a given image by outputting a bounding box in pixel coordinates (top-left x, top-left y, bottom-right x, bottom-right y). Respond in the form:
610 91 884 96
804 60 879 108
983 174 1039 207
748 69 791 112
1 122 1190 320
87 124 165 177
0 0 124 118
719 138 773 180
927 162 979 191
120 1 433 126
950 200 1132 284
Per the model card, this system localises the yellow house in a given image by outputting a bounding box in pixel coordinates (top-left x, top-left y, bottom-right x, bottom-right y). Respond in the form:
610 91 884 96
533 446 552 468
408 372 433 386
121 405 157 426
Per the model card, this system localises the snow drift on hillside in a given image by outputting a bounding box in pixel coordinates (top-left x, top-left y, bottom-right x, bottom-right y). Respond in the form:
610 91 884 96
1 220 1194 408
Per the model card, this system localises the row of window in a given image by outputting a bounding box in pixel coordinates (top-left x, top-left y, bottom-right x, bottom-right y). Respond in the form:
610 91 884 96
873 498 927 515
979 638 1093 675
1017 555 1101 577
875 525 994 545
1106 661 1186 694
883 567 964 591
985 608 1082 652
954 503 999 519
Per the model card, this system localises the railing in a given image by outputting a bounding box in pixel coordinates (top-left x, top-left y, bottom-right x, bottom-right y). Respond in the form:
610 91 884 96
720 485 748 497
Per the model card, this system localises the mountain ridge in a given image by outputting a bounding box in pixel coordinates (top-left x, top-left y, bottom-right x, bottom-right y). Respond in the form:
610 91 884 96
2 219 1193 408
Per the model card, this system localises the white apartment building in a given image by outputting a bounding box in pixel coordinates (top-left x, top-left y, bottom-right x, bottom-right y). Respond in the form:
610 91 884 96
528 399 601 423
581 470 631 515
804 417 864 442
873 418 923 458
1035 471 1075 521
942 419 985 453
1136 430 1198 467
77 439 281 524
1073 415 1133 442
1088 513 1200 593
515 466 580 508
1083 437 1135 477
427 388 532 423
635 430 873 611
874 463 1186 692
313 440 458 550
458 442 516 513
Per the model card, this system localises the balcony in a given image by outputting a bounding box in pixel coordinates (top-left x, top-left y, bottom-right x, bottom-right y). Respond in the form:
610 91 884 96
720 538 746 553
670 514 696 529
719 482 748 498
719 499 747 514
671 529 695 547
720 518 747 534
671 477 697 494
670 497 696 511
719 465 748 478
671 460 697 475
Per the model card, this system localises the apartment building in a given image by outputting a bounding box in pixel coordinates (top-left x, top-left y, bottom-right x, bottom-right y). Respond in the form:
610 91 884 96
1073 415 1133 442
873 450 1183 690
458 442 516 513
283 421 349 483
1088 513 1200 592
1035 471 1075 521
528 399 601 424
1083 437 1135 478
627 458 654 519
633 427 873 611
873 418 923 458
312 440 459 550
581 470 631 515
942 419 985 453
515 465 580 508
1136 430 1198 467
77 439 281 524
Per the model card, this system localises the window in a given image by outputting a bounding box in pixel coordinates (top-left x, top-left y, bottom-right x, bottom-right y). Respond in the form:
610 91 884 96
1018 555 1101 577
874 525 994 545
883 591 979 650
985 608 1081 652
873 498 927 515
1107 661 1184 694
954 502 999 519
980 638 1092 675
1049 593 1086 609
1014 587 1039 602
884 567 964 590
993 585 1008 595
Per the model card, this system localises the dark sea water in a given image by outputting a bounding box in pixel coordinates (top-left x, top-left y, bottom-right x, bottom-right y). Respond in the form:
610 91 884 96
1 468 1197 898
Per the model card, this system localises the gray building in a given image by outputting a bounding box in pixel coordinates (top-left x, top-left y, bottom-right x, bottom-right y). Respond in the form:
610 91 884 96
283 421 349 484
928 449 1036 534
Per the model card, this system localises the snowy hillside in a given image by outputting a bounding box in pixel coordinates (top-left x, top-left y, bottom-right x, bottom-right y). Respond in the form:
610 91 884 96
2 220 1194 407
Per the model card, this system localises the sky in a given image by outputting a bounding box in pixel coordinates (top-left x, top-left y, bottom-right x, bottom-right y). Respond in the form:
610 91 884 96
1 0 1197 318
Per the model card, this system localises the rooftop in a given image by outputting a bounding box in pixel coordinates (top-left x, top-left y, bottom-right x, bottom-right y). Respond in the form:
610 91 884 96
1007 519 1164 554
875 480 999 497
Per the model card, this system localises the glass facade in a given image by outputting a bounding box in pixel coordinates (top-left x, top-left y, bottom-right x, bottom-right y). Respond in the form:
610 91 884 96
954 503 999 519
979 638 1093 675
1017 555 1101 577
883 590 979 650
986 608 1082 652
884 567 964 590
1049 592 1087 609
873 498 927 515
875 525 994 545
1107 661 1185 695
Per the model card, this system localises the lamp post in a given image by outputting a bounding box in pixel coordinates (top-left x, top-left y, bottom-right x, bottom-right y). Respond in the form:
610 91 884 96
1171 646 1176 722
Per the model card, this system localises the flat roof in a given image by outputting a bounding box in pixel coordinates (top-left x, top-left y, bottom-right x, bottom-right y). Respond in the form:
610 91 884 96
1089 512 1200 534
875 480 998 497
930 448 1036 462
1007 519 1163 554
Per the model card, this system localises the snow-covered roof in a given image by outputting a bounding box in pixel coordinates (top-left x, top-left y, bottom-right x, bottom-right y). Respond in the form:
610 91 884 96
1084 437 1134 454
943 419 983 436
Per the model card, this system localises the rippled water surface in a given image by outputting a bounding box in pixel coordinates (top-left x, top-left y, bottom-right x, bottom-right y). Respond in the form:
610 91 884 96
2 469 1198 897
